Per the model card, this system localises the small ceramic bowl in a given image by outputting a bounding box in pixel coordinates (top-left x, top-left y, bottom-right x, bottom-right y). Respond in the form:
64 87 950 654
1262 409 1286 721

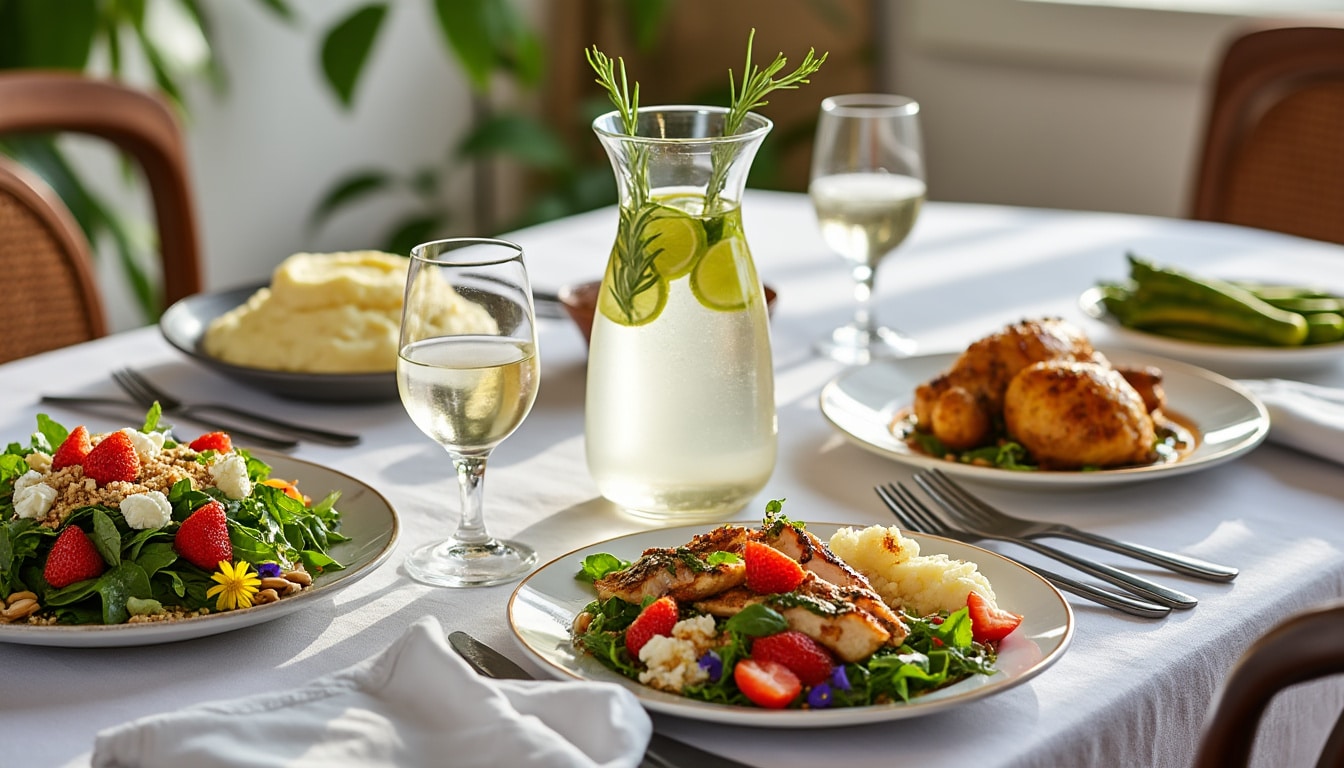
557 280 778 345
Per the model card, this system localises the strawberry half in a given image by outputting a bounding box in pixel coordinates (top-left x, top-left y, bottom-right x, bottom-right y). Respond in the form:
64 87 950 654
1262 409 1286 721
51 425 92 470
744 540 805 594
624 596 679 658
733 658 801 709
966 590 1023 644
189 431 233 453
44 526 106 588
174 500 232 571
81 431 140 485
751 630 834 686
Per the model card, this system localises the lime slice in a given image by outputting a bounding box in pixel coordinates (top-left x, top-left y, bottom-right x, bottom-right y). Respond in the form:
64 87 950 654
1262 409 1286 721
644 212 705 280
691 237 751 312
597 263 669 327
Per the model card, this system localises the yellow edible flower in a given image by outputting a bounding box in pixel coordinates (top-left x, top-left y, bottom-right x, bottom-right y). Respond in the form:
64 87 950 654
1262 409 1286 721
206 560 261 611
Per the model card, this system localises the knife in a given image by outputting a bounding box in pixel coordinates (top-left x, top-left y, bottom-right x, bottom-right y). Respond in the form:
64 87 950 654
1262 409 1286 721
447 631 755 768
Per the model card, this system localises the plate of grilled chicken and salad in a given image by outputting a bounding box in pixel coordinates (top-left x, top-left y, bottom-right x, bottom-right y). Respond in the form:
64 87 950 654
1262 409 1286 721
508 502 1073 727
820 315 1271 489
0 406 398 647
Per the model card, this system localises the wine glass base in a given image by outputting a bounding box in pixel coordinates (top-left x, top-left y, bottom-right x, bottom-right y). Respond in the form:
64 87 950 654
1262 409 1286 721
815 325 918 365
405 536 537 588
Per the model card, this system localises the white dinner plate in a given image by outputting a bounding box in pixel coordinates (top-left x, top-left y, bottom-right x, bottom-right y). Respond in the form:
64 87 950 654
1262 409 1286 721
1078 286 1344 376
508 523 1073 728
0 452 399 647
819 349 1270 489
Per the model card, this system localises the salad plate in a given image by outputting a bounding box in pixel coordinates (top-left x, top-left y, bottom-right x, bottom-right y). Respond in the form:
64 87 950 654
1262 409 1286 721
819 348 1270 489
508 523 1073 728
1078 286 1344 376
159 284 398 403
0 451 398 648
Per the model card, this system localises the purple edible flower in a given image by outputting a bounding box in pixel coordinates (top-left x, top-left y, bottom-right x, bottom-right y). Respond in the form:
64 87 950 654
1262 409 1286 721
830 665 851 691
256 562 282 579
807 682 834 709
697 650 723 682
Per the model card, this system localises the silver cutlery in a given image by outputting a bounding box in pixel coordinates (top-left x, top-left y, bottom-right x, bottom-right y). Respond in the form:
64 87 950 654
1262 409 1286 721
447 631 753 768
875 484 1171 619
906 475 1200 610
920 468 1238 581
111 367 361 447
39 395 300 451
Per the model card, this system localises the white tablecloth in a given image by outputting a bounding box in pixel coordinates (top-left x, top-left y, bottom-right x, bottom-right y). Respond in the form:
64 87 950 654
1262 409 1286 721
3 192 1343 768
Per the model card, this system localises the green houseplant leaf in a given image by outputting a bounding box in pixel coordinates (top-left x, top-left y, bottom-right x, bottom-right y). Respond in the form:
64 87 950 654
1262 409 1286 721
0 0 99 70
457 113 570 170
430 0 495 91
307 170 395 233
320 3 388 108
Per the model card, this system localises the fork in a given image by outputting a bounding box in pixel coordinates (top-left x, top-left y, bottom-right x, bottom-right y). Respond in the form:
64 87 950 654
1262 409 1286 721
110 369 358 448
40 393 299 451
907 475 1200 610
918 469 1238 581
876 484 1171 618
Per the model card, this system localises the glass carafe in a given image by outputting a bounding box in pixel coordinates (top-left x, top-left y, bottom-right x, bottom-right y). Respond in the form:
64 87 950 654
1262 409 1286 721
585 105 777 521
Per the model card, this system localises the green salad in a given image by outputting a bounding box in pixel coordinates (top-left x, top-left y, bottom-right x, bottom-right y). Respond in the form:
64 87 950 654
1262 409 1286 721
0 406 347 626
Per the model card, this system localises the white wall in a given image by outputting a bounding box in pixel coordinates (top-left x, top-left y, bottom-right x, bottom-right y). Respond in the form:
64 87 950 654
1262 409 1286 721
98 0 472 331
888 0 1238 218
887 1 1344 217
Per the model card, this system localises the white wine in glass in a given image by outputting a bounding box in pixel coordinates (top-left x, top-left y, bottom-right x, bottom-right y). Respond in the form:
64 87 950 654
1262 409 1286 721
397 238 540 587
809 94 926 364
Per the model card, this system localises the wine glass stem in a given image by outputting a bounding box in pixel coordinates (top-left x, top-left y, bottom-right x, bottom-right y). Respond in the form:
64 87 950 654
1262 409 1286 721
451 454 491 545
850 263 877 335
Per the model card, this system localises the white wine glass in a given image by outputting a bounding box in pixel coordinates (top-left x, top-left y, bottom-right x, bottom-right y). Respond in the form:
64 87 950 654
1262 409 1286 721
809 93 926 364
397 238 540 587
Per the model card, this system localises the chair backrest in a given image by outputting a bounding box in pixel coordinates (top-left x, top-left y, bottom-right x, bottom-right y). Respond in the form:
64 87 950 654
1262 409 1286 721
0 154 107 362
1189 24 1344 245
1192 598 1344 768
0 70 203 309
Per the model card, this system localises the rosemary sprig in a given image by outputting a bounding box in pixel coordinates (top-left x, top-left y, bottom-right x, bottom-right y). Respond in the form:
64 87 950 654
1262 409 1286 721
705 29 827 210
726 29 827 136
585 46 639 136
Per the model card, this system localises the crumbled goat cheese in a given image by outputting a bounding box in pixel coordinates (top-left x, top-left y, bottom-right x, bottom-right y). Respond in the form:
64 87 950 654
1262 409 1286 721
14 469 42 494
14 483 58 520
120 490 172 530
637 615 718 692
209 454 252 500
120 428 165 461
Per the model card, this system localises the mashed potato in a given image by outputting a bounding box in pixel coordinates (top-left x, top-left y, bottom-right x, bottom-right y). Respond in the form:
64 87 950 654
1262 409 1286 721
203 251 496 373
828 524 997 617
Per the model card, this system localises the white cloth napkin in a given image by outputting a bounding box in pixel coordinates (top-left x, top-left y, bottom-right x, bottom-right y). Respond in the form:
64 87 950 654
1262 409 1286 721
1238 378 1344 466
90 617 651 768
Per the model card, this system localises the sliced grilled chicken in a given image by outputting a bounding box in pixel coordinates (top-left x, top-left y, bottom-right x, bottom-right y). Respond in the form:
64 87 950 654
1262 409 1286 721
594 525 751 603
693 573 897 662
762 523 872 590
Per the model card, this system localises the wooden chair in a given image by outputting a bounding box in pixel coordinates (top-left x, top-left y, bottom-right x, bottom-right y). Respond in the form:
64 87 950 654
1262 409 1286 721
1189 25 1344 245
0 70 203 319
0 155 107 363
1192 598 1344 768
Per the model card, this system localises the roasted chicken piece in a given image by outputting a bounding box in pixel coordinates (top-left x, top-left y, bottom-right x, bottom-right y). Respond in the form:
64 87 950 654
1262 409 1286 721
913 318 1104 450
1003 360 1157 469
910 317 1167 469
